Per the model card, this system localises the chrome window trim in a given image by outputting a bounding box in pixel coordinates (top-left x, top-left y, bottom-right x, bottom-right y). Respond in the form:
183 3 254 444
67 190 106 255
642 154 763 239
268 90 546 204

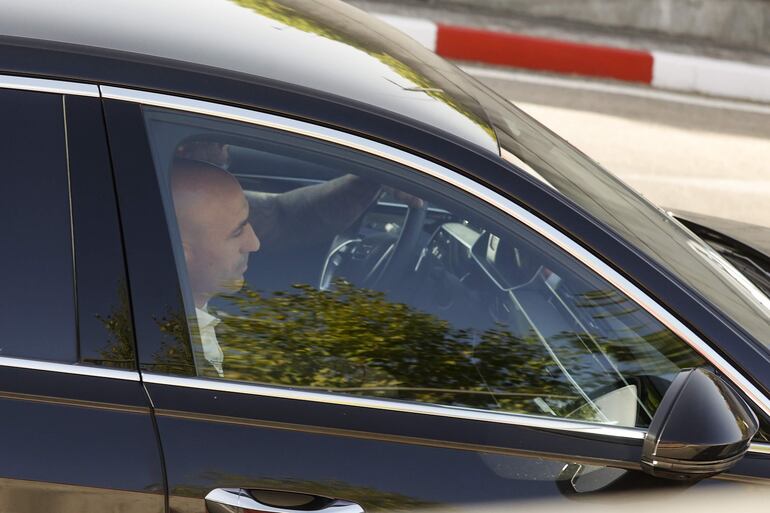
101 85 770 423
0 355 140 381
0 75 99 97
748 442 770 455
143 372 646 440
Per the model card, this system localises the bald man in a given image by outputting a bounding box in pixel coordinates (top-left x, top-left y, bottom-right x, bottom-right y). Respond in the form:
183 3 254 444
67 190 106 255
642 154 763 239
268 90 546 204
171 160 261 309
171 160 261 376
171 158 382 376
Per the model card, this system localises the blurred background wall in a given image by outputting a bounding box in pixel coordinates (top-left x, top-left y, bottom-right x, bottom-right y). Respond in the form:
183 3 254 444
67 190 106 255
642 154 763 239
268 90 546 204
357 0 770 228
365 0 770 53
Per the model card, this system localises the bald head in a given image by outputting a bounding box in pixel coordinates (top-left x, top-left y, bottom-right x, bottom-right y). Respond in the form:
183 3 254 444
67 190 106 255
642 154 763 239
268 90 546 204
171 159 244 235
170 159 260 307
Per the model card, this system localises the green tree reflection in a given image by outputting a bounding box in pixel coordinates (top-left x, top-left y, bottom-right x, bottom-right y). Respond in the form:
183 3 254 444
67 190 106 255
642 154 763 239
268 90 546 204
207 279 704 424
89 272 707 426
83 280 135 369
81 278 196 374
151 306 196 375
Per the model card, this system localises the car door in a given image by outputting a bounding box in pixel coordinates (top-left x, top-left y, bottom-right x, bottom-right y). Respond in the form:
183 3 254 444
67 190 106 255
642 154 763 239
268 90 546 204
102 86 770 513
0 78 164 511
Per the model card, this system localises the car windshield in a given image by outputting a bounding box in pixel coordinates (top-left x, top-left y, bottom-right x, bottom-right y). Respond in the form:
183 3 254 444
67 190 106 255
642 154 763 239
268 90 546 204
468 85 770 350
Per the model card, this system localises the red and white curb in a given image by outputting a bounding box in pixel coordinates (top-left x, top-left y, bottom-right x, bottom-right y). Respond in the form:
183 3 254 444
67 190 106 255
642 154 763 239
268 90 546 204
376 14 770 104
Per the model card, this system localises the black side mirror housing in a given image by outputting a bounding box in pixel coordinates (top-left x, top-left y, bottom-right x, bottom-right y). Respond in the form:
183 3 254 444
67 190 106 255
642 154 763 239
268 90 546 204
641 368 759 480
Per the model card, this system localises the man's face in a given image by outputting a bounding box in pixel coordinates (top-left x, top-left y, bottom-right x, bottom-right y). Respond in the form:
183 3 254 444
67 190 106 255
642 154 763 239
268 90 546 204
177 173 260 304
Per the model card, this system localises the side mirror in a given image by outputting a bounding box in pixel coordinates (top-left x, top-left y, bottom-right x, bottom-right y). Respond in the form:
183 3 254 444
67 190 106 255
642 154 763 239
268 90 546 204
641 368 759 480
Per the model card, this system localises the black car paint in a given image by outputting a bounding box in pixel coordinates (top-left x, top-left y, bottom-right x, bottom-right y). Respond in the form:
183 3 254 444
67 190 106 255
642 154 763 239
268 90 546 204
676 211 770 259
675 211 770 297
0 0 500 155
148 378 770 509
1 88 77 362
146 379 680 510
0 367 162 488
641 368 758 479
156 414 618 510
0 1 769 510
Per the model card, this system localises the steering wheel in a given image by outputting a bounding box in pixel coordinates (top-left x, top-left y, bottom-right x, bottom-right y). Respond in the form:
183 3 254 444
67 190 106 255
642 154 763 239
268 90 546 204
319 201 427 292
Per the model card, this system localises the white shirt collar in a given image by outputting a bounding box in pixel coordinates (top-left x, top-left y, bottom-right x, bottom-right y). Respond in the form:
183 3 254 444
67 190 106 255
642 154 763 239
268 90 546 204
195 306 221 329
195 305 223 377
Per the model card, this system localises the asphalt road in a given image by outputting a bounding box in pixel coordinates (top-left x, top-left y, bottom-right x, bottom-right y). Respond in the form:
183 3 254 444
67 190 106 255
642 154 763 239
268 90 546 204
465 65 770 228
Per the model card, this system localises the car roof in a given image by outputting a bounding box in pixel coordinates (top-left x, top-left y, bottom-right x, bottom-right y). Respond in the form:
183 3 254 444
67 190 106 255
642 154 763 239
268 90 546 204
0 0 499 155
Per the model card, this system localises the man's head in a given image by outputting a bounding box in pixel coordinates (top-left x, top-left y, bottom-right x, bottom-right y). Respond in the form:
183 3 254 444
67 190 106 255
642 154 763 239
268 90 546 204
170 159 260 308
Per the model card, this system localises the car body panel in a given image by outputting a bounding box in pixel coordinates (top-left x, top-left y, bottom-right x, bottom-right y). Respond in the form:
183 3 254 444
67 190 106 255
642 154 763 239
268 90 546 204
146 378 706 511
674 210 770 261
0 0 498 155
0 366 164 511
672 210 770 298
1 0 770 509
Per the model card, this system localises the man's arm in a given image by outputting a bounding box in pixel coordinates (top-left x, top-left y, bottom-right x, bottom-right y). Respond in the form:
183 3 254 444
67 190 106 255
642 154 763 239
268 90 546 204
246 174 381 252
175 141 418 252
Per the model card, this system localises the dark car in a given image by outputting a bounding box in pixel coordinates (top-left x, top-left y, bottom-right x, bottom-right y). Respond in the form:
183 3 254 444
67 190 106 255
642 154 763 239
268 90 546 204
1 0 770 511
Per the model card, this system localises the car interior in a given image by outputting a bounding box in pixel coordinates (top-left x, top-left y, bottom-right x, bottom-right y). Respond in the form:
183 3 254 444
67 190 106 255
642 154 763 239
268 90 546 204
144 107 706 429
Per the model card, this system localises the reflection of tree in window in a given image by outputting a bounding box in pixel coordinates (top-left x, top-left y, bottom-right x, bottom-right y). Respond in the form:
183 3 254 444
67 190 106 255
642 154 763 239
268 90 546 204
150 308 196 375
85 279 135 369
204 279 703 425
85 278 195 374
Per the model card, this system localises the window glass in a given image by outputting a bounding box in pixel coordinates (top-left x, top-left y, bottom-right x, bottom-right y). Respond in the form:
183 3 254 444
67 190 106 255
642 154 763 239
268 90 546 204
0 89 76 362
67 96 135 369
482 94 770 352
143 107 707 427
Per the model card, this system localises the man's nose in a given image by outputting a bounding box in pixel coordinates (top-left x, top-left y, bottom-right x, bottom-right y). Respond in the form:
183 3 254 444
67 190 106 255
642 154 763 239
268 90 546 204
243 222 260 252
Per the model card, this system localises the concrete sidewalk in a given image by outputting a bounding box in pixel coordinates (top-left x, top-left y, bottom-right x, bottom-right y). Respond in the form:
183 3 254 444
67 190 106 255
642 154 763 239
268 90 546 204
351 0 770 104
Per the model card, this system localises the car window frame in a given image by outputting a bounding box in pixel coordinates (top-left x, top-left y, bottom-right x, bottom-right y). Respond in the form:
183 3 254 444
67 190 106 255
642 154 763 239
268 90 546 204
142 105 700 427
0 84 78 363
0 76 139 371
0 76 140 383
94 83 770 463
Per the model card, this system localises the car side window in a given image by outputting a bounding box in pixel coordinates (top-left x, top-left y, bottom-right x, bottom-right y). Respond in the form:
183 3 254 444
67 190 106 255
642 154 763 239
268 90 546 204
142 106 707 428
0 89 76 362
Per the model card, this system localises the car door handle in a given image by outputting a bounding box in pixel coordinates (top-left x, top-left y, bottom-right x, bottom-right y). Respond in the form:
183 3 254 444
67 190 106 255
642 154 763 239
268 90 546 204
205 488 364 513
